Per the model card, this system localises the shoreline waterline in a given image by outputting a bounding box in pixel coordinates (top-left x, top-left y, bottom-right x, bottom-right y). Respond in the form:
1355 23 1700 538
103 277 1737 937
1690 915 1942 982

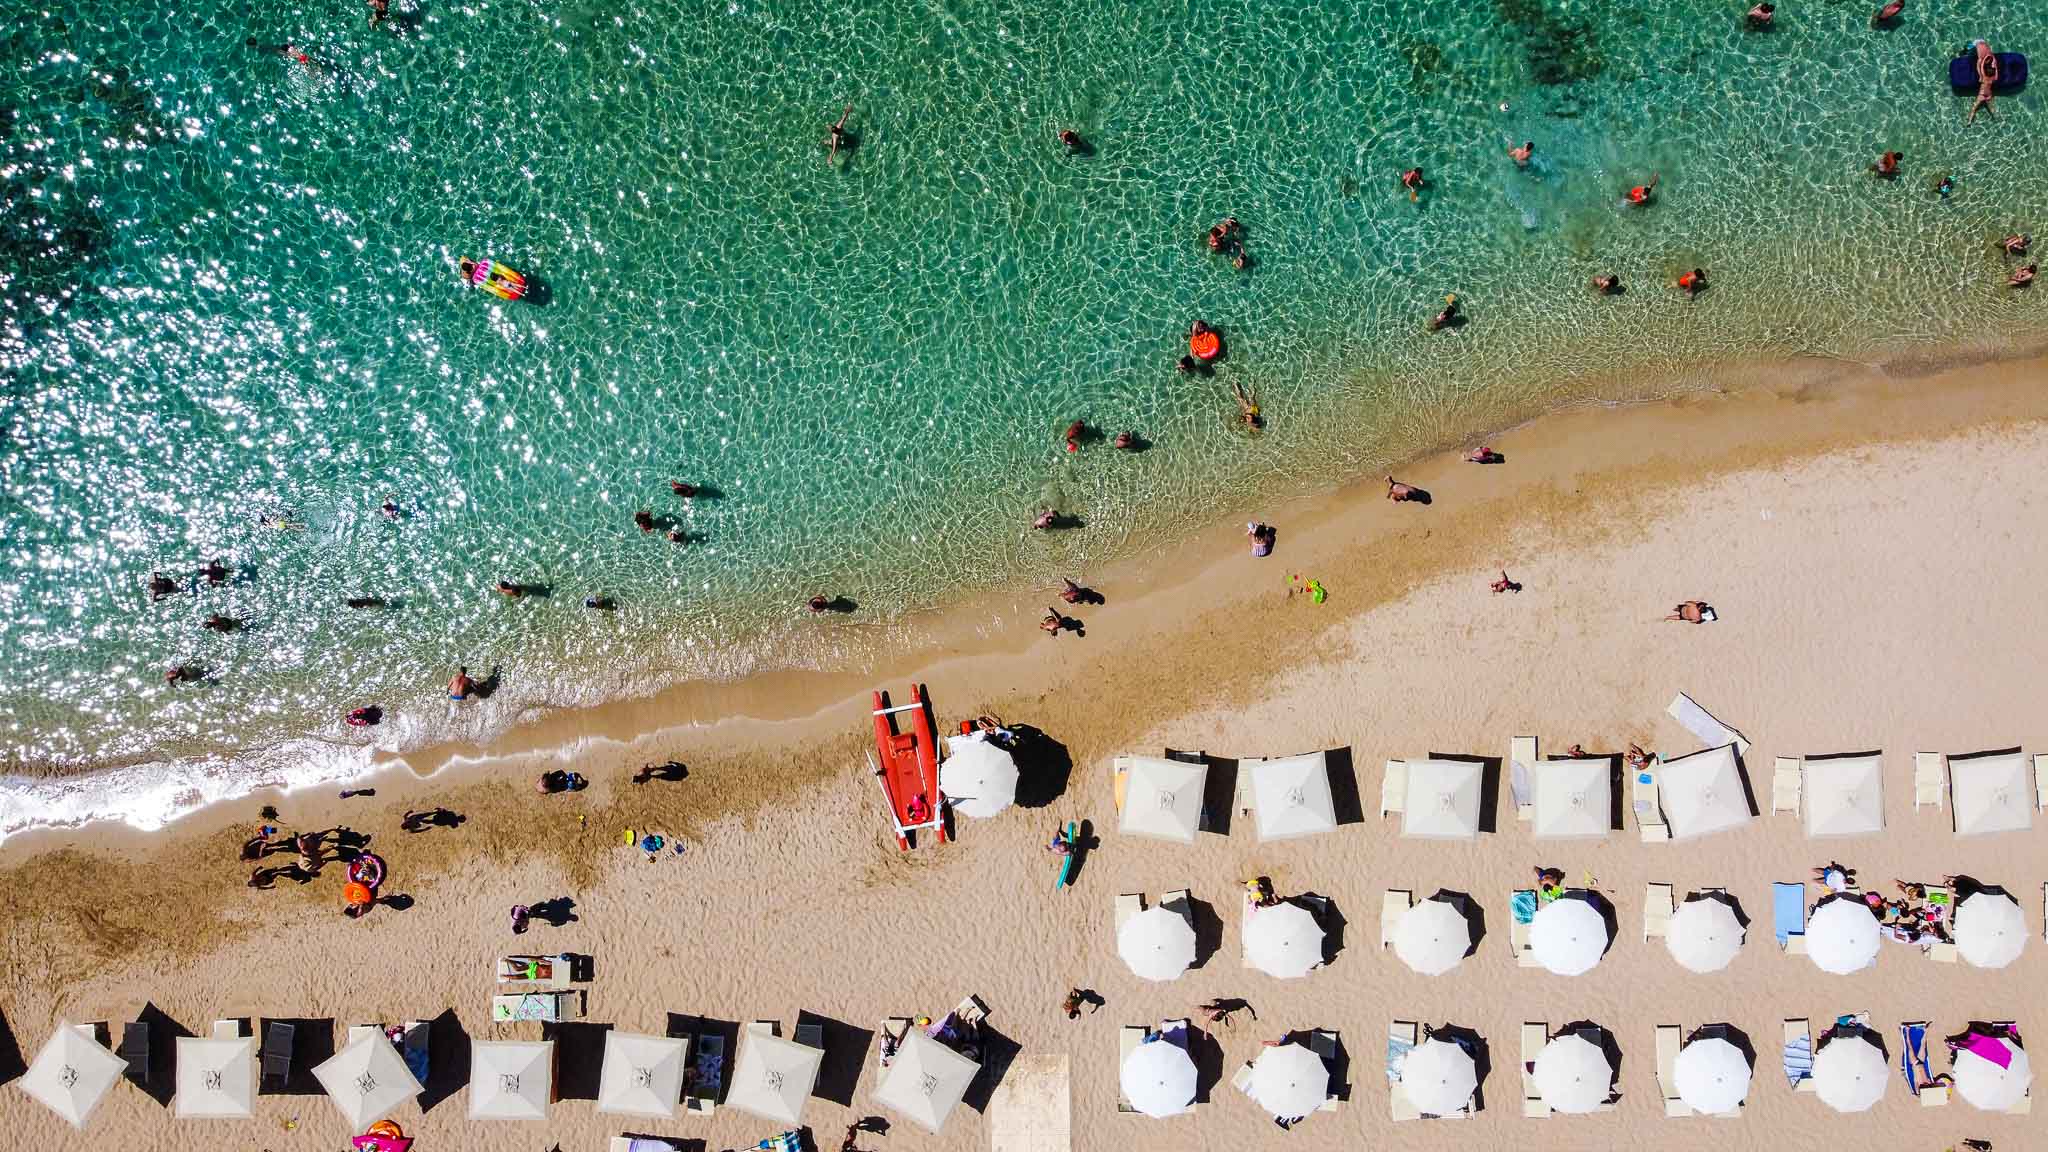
8 340 2048 853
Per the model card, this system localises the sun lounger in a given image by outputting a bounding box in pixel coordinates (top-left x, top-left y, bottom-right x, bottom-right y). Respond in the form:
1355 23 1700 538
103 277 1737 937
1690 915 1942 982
1655 1025 1685 1116
1161 889 1193 930
1772 757 1801 815
1382 890 1412 948
401 1020 429 1084
1511 889 1539 967
953 995 989 1028
746 1020 776 1038
1521 1023 1551 1118
1900 1021 1931 1095
1914 752 1944 809
1240 890 1257 969
1111 755 1130 814
1380 759 1407 817
1772 882 1807 954
1782 1019 1814 1092
611 1138 684 1152
261 1020 294 1094
1236 756 1260 818
491 991 581 1023
1634 762 1671 842
685 1032 724 1114
211 1019 241 1040
496 953 568 985
118 1020 149 1087
793 1022 823 1050
1309 1030 1341 1111
1668 692 1749 754
1511 736 1538 822
347 1024 381 1047
1115 891 1144 933
1388 1020 1420 1122
2036 753 2048 810
876 1017 910 1068
1645 883 1674 941
1231 1061 1255 1096
1117 1026 1145 1113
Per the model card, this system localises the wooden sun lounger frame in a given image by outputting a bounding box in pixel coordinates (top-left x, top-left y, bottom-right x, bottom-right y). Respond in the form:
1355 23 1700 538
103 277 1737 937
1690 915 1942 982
1511 736 1538 822
1644 883 1674 942
1772 757 1801 815
1914 752 1945 809
1382 890 1412 949
1520 1022 1550 1118
1380 760 1407 818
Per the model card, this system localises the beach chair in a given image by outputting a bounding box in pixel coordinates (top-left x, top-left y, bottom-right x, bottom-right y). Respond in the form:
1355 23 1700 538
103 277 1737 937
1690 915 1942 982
1111 755 1131 814
401 1020 430 1084
211 1019 241 1040
746 1020 776 1038
876 1017 910 1069
1236 756 1261 818
953 995 989 1028
1380 759 1407 818
1161 889 1193 931
1240 889 1257 969
1521 1023 1551 1118
1782 1019 1814 1092
1116 1026 1146 1113
118 1020 149 1087
1655 1024 1685 1117
1511 889 1539 967
2036 753 2048 810
1388 1020 1420 1122
1511 736 1538 822
260 1021 294 1094
1230 1061 1255 1096
793 1022 823 1050
496 953 568 985
491 990 581 1022
1644 883 1675 941
1772 882 1807 955
685 1032 724 1114
1772 757 1801 815
1634 763 1671 842
1914 752 1944 809
1115 891 1144 933
1309 1030 1342 1111
346 1024 382 1048
1381 889 1412 948
1900 1021 1937 1100
1668 692 1749 754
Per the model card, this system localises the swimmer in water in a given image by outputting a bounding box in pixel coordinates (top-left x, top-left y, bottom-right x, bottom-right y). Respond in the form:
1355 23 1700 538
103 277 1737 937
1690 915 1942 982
1592 273 1622 295
2009 264 2036 288
1676 267 1708 296
1871 151 1901 178
449 665 474 700
667 528 688 544
1232 381 1263 429
1509 140 1533 166
1871 0 1903 27
202 613 241 633
1933 172 1955 197
1113 431 1136 450
380 498 401 519
1427 293 1460 331
149 572 179 601
345 595 386 609
1401 167 1424 202
670 480 697 497
825 104 852 163
1627 173 1659 205
1746 3 1774 29
495 580 525 599
1033 509 1057 531
200 558 229 585
1059 129 1084 154
808 595 831 614
2002 234 2031 256
165 664 199 685
635 509 656 533
1063 420 1087 453
584 595 615 610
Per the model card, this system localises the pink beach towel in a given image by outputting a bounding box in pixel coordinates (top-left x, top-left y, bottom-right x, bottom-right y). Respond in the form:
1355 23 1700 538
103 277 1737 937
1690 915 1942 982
1958 1033 2013 1069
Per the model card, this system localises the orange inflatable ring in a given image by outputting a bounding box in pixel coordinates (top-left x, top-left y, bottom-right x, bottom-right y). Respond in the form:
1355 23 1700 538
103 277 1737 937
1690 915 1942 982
343 881 375 907
367 1121 404 1139
1190 330 1220 361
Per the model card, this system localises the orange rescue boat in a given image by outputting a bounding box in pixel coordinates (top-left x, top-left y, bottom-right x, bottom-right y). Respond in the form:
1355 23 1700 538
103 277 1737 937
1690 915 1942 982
870 684 946 850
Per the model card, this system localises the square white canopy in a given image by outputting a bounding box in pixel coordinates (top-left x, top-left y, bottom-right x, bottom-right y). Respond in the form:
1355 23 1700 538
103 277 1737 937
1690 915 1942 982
1950 752 2034 837
1657 744 1753 841
1533 757 1611 839
469 1040 553 1121
19 1023 127 1128
1247 753 1337 843
312 1030 424 1130
725 1030 824 1124
1803 755 1884 838
175 1034 255 1119
873 1030 978 1133
1401 759 1482 840
595 1031 688 1119
1116 756 1206 843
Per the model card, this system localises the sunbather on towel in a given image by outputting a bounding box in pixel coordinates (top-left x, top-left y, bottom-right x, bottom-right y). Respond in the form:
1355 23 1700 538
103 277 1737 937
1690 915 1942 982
1665 600 1713 622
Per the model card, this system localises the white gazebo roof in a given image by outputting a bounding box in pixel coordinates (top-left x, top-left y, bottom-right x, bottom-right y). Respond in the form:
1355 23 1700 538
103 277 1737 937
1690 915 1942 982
594 1031 688 1119
1532 757 1611 839
469 1040 553 1121
1247 754 1337 842
725 1031 823 1124
1116 757 1206 843
1950 752 2035 836
873 1030 978 1133
1400 759 1482 840
1658 743 1753 840
311 1030 423 1129
1803 755 1884 838
173 1035 255 1119
19 1024 127 1128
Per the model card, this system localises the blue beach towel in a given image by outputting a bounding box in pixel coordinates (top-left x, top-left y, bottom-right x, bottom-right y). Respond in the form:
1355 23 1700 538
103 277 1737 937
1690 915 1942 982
1783 1033 1813 1087
1772 882 1805 946
1900 1022 1931 1092
1510 889 1538 924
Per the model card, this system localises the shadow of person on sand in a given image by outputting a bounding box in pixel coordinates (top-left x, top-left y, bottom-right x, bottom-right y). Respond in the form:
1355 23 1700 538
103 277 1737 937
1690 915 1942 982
401 807 465 832
528 897 577 927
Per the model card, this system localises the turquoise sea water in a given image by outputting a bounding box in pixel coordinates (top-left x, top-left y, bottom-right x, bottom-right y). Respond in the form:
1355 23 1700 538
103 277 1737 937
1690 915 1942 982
3 0 2046 830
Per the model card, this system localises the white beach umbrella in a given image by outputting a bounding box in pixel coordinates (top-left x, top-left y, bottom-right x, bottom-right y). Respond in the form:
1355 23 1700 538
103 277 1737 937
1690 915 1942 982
1803 755 1884 838
19 1023 127 1128
1952 889 2027 969
1248 753 1337 842
1120 1036 1196 1118
1658 743 1754 840
1533 1031 1613 1113
1118 905 1197 982
1950 751 2034 836
1811 1032 1887 1113
1529 894 1610 976
1400 759 1482 840
1247 1041 1328 1118
1533 757 1611 839
937 737 1019 819
873 1030 978 1133
1952 1035 2032 1112
1805 895 1880 975
594 1031 688 1119
1398 1037 1477 1115
468 1040 553 1121
312 1030 424 1129
726 1031 823 1124
1674 1035 1751 1113
1117 756 1205 843
1243 901 1324 979
1665 893 1745 973
1392 897 1472 976
173 1035 254 1119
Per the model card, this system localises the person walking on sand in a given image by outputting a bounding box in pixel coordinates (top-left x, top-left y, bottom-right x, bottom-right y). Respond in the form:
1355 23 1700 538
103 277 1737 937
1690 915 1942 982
1059 578 1087 604
1467 445 1502 463
1040 607 1075 637
1199 997 1255 1026
1491 570 1521 594
825 104 853 162
1061 988 1103 1018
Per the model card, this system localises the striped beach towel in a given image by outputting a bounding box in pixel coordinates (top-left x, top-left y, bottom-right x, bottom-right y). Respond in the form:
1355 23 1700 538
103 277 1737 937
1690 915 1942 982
1783 1034 1813 1087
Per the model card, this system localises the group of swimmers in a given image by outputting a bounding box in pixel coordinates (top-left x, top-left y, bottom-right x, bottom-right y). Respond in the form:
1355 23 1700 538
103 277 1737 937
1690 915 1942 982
633 481 700 544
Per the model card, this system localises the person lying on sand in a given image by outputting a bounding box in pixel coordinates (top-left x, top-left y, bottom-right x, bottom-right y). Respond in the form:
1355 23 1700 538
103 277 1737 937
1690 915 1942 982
1665 600 1713 622
1491 570 1521 594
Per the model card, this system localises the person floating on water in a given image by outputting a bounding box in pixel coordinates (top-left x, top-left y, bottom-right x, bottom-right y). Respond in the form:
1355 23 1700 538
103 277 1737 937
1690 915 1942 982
1467 445 1503 463
1592 273 1622 295
1509 140 1533 166
1871 0 1903 27
202 613 241 633
1059 129 1085 154
825 104 853 163
495 580 526 598
1232 381 1263 429
1401 167 1425 202
1745 3 1774 29
1113 431 1136 450
2009 264 2036 288
2001 234 2030 256
634 509 656 533
165 663 199 685
1032 508 1057 530
670 480 697 497
667 528 687 544
149 571 179 601
1627 173 1659 206
200 557 229 586
1427 293 1460 331
1871 150 1902 178
1676 267 1708 296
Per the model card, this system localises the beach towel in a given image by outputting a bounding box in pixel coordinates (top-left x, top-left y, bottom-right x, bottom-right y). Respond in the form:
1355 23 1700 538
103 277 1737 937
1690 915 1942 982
1510 889 1538 924
1901 1023 1930 1092
1667 692 1750 754
1772 882 1805 945
1783 1034 1813 1087
1385 1032 1414 1083
1959 1033 2014 1069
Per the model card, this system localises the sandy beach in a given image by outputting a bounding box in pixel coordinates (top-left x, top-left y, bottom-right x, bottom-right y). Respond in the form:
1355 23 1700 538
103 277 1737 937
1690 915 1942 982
6 353 2048 1150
